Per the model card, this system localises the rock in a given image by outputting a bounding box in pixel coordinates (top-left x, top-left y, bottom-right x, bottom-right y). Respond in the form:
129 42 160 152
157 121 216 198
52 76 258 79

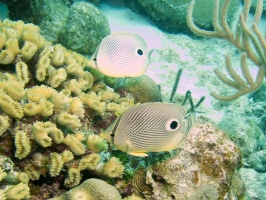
131 119 243 199
59 2 110 55
239 168 266 199
245 150 266 173
7 0 70 43
125 0 240 33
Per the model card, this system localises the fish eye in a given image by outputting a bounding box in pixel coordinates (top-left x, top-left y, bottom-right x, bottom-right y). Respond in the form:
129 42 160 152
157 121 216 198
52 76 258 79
135 48 143 56
93 57 97 61
165 118 179 131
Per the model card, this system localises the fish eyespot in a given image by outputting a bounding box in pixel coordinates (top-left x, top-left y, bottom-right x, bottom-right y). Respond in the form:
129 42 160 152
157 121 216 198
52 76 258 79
165 119 179 131
136 48 143 56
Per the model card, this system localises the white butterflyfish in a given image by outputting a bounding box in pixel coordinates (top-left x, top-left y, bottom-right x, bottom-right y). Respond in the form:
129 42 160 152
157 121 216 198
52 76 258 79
100 102 195 157
88 32 149 78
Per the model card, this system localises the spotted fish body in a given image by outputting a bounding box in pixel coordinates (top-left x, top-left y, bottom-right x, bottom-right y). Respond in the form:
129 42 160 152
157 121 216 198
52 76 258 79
89 32 148 78
100 102 196 157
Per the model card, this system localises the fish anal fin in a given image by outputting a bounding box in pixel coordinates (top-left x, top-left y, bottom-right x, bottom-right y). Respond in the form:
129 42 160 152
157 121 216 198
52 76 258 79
128 152 148 157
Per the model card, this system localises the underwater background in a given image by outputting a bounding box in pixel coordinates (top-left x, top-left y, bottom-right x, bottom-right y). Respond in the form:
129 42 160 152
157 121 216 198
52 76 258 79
0 0 266 199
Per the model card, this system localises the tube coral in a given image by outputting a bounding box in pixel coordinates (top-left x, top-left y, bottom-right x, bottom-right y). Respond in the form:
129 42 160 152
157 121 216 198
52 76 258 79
69 97 85 118
102 157 124 178
16 61 30 84
50 44 65 67
47 67 67 88
14 131 31 160
87 134 108 153
57 112 81 130
64 167 81 188
78 153 101 171
4 182 30 200
49 153 63 177
20 41 38 61
0 115 10 136
0 89 23 119
63 134 85 156
0 80 25 101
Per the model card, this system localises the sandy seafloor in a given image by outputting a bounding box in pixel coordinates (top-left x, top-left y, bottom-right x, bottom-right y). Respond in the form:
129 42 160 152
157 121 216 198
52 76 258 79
1 0 266 198
99 0 264 122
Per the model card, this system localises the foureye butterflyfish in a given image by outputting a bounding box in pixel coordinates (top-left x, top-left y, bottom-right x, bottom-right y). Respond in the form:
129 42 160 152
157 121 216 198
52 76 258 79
88 32 149 78
100 102 196 157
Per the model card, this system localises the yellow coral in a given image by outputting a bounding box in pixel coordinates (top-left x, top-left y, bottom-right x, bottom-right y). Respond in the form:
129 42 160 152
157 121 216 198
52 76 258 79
24 164 43 181
22 30 45 49
0 81 25 101
63 134 85 156
123 194 145 200
49 152 63 177
16 172 29 184
75 131 86 142
4 182 30 200
69 97 85 118
36 55 50 82
87 134 108 153
0 90 23 119
5 38 20 55
39 99 54 117
32 121 52 147
5 27 20 39
61 150 74 163
77 71 94 91
99 90 120 101
65 63 84 76
23 23 39 32
26 85 54 101
16 61 30 84
20 41 37 61
32 121 63 147
14 131 31 160
64 167 81 188
67 79 82 96
80 92 106 115
50 91 68 109
0 115 10 136
102 157 124 178
0 167 7 182
0 50 15 64
47 67 67 88
23 102 41 116
0 32 6 50
79 153 101 171
50 44 65 67
11 20 25 35
57 112 81 129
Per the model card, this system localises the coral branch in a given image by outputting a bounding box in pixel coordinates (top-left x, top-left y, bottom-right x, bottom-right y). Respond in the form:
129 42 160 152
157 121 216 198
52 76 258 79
187 0 266 100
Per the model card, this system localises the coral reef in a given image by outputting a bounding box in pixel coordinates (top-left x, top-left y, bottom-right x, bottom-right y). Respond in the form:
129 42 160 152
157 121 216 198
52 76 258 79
0 18 136 199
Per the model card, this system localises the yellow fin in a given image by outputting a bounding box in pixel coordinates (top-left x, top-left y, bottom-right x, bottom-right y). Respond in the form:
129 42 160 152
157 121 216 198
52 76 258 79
128 152 148 157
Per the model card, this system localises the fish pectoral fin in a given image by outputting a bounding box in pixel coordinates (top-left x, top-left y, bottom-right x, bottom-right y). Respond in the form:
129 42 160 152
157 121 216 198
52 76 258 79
128 152 149 157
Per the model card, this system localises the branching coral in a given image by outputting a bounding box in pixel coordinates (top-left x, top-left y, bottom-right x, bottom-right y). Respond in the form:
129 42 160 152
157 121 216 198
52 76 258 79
187 0 266 100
